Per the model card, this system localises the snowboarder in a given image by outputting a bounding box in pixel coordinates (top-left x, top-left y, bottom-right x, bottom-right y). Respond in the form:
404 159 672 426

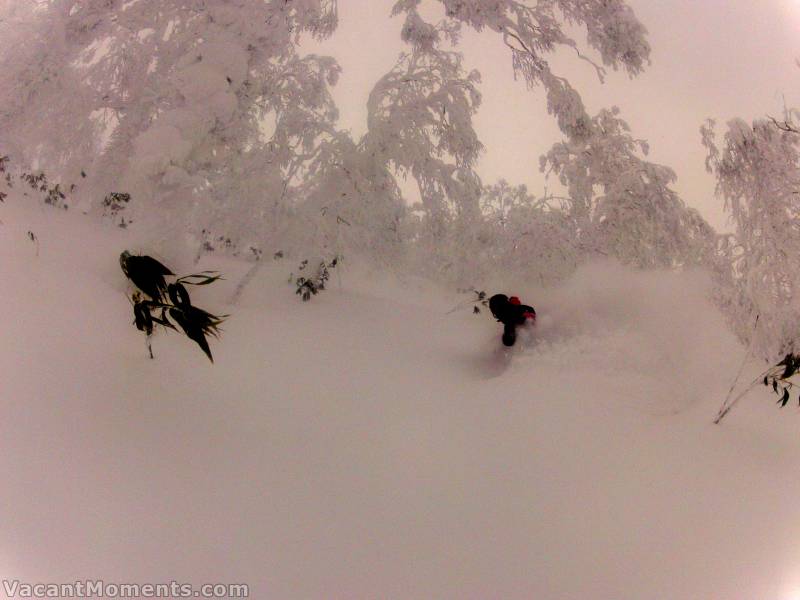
488 294 536 347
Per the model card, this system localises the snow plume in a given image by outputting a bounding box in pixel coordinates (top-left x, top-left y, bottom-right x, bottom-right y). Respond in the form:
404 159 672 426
514 261 732 413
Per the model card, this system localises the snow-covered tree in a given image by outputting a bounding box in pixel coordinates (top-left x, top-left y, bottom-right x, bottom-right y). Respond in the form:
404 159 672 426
368 6 484 272
379 0 670 285
702 116 800 362
2 0 695 293
289 4 485 279
291 132 406 263
473 180 579 285
0 2 104 214
542 106 715 269
396 0 650 141
0 0 341 250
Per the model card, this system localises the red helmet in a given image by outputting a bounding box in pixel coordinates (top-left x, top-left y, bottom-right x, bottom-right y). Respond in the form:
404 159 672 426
509 296 521 305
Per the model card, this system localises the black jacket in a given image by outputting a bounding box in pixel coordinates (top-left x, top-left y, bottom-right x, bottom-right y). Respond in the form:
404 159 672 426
488 294 536 326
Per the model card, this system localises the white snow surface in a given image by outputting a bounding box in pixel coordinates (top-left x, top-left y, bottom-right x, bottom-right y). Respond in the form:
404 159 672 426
3 195 800 600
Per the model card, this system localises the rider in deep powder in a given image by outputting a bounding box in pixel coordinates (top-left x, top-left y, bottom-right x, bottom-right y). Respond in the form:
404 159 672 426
488 294 536 347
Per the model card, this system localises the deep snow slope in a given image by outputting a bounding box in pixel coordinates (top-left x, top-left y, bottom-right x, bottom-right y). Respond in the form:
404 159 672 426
3 196 800 600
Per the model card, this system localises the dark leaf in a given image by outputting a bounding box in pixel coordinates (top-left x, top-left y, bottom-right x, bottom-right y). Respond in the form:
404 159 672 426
168 282 191 307
120 252 173 301
178 271 223 286
151 309 177 331
168 306 225 362
781 354 798 379
133 303 153 335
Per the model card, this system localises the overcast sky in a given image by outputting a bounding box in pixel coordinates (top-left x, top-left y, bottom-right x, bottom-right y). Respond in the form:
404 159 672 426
306 0 800 230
